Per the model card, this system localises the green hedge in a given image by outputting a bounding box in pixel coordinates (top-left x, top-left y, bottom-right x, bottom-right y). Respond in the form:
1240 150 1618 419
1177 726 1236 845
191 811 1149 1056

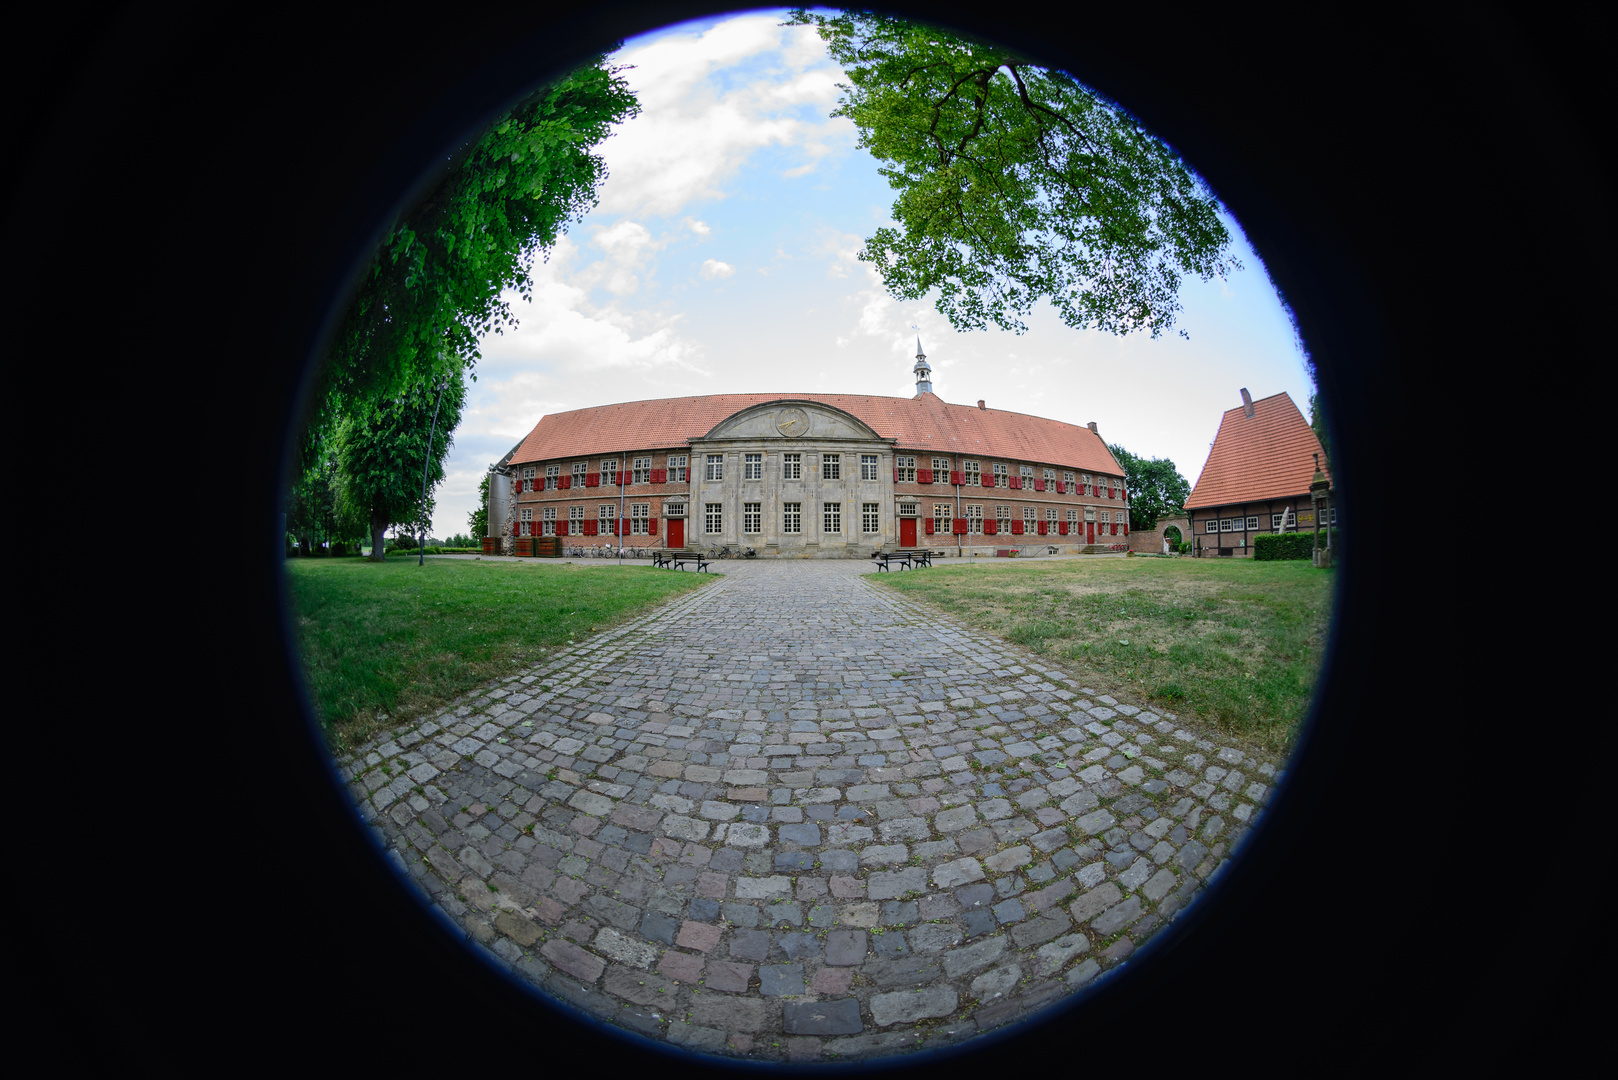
1254 530 1338 560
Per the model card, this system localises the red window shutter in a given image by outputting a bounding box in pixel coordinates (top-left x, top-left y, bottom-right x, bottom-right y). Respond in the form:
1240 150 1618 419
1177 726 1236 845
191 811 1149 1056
952 518 967 535
918 468 932 484
652 468 665 484
511 521 519 537
1034 478 1044 491
583 520 597 536
558 475 569 490
894 467 900 483
982 474 993 488
1122 523 1128 534
1110 522 1117 535
1059 521 1068 535
586 473 599 487
648 518 658 536
1037 521 1047 535
924 518 934 535
950 470 962 486
985 519 997 535
1011 520 1023 535
1009 476 1020 490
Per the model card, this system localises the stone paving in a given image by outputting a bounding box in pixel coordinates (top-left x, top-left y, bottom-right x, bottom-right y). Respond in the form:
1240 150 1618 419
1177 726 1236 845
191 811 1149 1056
341 560 1284 1063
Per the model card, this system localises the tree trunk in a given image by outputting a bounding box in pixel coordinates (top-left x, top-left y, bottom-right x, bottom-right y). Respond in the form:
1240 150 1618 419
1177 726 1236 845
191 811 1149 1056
370 512 388 561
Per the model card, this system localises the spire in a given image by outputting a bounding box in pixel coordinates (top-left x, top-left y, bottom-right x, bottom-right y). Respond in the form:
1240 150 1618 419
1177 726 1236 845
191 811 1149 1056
912 329 932 396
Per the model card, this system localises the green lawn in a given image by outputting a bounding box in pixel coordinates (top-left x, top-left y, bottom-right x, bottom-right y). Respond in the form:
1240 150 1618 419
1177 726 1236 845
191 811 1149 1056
872 556 1334 753
285 555 714 752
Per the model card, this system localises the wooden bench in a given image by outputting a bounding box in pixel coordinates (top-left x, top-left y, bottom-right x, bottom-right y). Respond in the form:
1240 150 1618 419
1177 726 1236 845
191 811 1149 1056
872 551 912 571
668 550 711 572
894 548 937 568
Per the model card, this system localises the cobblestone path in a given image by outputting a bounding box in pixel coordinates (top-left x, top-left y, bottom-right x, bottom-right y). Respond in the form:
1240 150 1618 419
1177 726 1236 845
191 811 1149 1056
341 561 1283 1063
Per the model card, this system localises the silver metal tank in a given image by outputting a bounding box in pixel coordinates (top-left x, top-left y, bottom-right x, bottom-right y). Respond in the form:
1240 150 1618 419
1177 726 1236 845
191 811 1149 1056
487 467 512 538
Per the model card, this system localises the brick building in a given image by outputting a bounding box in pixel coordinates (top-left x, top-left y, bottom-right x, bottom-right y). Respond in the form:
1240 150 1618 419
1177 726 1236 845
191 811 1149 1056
1183 389 1335 557
488 343 1133 557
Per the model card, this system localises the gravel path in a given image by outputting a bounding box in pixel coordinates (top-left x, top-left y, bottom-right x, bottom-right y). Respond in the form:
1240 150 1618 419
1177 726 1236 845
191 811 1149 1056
341 560 1283 1063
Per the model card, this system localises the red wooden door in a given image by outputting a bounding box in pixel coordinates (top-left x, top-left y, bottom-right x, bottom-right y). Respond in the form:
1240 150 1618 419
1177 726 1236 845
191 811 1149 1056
1086 521 1095 543
667 519 684 549
900 518 917 547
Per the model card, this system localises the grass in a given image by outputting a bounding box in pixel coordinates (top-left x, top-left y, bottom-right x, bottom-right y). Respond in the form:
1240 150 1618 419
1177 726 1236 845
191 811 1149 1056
285 553 715 752
871 557 1334 754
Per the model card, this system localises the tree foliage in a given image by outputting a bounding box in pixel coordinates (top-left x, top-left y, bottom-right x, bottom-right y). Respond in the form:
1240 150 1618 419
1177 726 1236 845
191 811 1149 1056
288 55 637 557
1109 444 1190 532
334 375 468 560
788 10 1237 338
468 472 490 540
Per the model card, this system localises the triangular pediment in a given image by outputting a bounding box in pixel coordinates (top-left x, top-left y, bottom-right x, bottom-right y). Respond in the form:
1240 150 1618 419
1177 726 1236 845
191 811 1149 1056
697 399 888 443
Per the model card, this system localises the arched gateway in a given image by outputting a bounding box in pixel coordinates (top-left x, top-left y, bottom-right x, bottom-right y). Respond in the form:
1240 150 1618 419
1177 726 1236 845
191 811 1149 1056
490 346 1134 557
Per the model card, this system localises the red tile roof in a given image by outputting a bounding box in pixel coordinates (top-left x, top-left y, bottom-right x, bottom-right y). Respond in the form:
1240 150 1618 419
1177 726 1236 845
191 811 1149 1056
509 392 1123 475
1184 391 1331 510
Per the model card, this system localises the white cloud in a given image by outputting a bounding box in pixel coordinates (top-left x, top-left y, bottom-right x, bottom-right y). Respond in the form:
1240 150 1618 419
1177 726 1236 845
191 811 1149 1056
592 16 855 218
688 218 711 235
699 258 735 280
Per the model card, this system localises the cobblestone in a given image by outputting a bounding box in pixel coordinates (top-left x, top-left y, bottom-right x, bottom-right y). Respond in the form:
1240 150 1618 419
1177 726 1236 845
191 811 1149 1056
343 560 1287 1064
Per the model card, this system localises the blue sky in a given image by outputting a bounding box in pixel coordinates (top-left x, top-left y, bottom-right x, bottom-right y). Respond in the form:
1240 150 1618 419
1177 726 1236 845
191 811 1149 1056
427 10 1314 539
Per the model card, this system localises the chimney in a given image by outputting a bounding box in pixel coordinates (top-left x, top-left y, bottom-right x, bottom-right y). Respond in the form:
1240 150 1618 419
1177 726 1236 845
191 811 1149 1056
977 400 986 410
1087 421 1098 433
1240 388 1254 418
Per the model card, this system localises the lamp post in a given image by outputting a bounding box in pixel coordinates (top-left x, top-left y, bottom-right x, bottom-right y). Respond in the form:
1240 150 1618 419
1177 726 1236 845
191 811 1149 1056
418 377 449 568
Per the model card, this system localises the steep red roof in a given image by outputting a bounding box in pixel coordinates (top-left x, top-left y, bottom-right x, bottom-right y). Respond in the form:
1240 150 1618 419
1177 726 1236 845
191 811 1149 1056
509 392 1122 474
1185 391 1331 510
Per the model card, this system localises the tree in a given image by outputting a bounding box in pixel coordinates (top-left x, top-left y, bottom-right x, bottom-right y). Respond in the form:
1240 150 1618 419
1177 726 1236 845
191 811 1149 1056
334 375 468 560
468 472 490 540
788 10 1238 338
1109 444 1190 532
1309 391 1332 466
296 56 639 476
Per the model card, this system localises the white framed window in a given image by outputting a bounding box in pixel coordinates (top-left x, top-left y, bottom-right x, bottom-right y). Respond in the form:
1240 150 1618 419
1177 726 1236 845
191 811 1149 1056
599 505 616 532
783 502 801 534
967 505 983 534
1205 519 1219 534
897 502 918 516
545 464 560 489
542 507 556 536
782 453 801 480
1101 511 1112 524
521 466 536 481
601 460 619 486
963 460 980 485
993 463 1008 488
631 504 649 534
823 501 841 533
996 506 1011 529
705 454 723 481
893 455 914 483
1021 466 1035 485
932 457 951 482
743 503 761 534
519 508 532 536
1067 509 1079 526
863 454 881 481
1063 471 1075 493
633 458 650 484
667 455 688 483
1023 507 1037 527
1245 516 1260 530
569 506 584 535
705 503 723 534
822 454 841 481
1271 511 1297 529
934 504 952 534
1219 518 1234 532
1082 474 1094 495
1044 468 1056 483
862 503 880 533
744 453 762 480
1329 506 1338 524
572 462 587 486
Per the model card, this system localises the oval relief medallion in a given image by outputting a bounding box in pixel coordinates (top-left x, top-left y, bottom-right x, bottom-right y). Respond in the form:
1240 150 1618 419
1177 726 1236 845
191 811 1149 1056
776 407 810 438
